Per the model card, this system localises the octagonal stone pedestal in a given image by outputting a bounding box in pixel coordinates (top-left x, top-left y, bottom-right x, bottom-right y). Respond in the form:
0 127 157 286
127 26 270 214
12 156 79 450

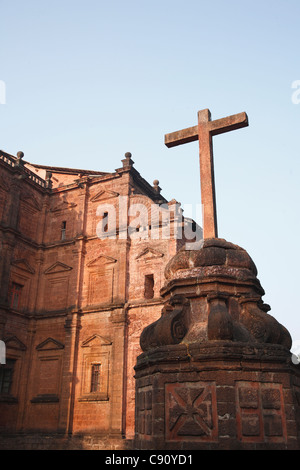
134 239 300 450
134 341 300 450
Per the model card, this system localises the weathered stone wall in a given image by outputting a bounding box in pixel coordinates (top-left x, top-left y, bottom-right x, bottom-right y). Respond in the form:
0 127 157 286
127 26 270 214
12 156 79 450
0 152 183 448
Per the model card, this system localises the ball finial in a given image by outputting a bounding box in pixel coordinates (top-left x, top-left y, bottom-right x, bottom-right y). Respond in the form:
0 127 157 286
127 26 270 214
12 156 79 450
122 152 134 168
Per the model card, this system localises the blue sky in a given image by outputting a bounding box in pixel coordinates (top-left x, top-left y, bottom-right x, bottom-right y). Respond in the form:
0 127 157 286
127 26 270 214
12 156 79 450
1 0 300 344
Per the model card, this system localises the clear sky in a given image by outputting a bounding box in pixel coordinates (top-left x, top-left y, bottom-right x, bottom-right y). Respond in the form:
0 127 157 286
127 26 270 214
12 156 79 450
1 0 300 345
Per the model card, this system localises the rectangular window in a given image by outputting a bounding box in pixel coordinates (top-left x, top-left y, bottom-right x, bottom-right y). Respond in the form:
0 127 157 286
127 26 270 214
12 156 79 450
0 359 15 394
61 221 66 240
103 212 108 233
144 274 154 299
90 363 101 392
8 283 23 310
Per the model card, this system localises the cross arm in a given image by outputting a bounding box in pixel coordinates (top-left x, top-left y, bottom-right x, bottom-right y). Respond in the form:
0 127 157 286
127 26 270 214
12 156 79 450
208 112 248 136
165 125 198 148
165 112 248 148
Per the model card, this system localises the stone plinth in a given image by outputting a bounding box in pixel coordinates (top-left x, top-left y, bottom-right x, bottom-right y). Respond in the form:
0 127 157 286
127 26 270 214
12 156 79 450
135 342 300 450
134 239 300 450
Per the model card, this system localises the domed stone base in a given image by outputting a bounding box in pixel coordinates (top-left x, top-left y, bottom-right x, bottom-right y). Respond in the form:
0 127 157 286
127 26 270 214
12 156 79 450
140 239 292 352
134 341 300 450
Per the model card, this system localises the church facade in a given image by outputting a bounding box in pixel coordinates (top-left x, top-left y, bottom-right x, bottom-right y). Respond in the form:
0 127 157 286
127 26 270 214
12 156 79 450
0 149 198 449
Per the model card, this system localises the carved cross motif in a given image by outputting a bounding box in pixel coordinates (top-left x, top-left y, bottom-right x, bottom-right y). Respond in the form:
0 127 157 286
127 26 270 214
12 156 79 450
165 109 248 239
165 381 218 442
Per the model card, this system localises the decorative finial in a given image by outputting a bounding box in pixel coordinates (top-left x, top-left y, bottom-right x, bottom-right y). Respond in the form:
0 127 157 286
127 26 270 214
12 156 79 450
45 170 53 189
122 152 134 168
153 179 161 193
15 151 24 167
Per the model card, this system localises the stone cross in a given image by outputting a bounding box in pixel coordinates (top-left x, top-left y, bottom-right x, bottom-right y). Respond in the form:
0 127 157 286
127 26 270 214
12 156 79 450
165 109 248 239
